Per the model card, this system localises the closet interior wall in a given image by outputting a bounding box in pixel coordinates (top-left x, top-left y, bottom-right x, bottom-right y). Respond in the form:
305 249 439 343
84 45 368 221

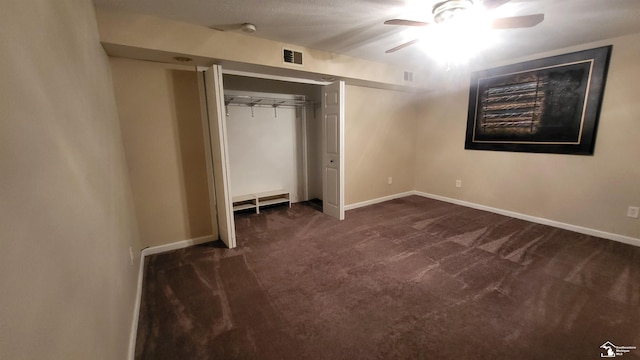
222 74 323 203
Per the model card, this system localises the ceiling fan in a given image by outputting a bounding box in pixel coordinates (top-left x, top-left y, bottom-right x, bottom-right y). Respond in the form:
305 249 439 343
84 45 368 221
384 0 544 53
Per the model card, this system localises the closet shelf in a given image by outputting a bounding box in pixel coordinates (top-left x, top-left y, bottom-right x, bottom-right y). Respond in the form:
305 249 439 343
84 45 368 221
224 94 314 109
232 190 291 214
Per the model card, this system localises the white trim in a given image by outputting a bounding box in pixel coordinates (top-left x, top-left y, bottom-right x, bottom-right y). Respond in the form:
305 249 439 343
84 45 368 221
141 235 217 257
126 190 638 357
202 65 237 248
320 81 346 220
221 69 331 86
344 191 639 247
412 191 640 248
128 250 145 360
338 81 346 220
128 234 217 359
301 104 309 201
197 70 220 246
345 191 416 211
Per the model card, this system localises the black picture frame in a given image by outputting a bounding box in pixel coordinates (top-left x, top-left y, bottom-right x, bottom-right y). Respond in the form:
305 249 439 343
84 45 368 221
465 45 612 155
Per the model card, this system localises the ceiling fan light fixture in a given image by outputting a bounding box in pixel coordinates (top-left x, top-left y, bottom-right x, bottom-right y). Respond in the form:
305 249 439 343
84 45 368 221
383 0 544 61
420 2 494 65
433 0 474 23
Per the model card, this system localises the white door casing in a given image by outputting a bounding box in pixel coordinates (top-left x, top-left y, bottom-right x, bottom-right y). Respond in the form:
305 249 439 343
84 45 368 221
197 68 219 244
322 81 345 220
198 65 236 248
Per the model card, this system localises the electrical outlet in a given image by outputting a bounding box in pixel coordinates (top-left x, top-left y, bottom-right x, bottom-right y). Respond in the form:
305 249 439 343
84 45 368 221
129 246 135 265
388 177 393 185
455 180 462 188
628 206 639 219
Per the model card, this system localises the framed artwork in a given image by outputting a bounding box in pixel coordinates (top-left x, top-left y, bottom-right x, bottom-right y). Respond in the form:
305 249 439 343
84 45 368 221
465 45 612 155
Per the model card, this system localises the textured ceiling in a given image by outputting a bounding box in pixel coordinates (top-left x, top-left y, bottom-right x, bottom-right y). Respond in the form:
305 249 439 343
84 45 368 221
92 0 640 70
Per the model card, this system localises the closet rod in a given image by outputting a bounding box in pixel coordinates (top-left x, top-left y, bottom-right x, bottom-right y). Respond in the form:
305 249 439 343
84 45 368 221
224 94 314 109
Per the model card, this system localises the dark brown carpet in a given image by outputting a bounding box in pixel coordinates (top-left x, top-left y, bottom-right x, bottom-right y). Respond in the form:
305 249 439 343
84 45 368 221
135 196 640 359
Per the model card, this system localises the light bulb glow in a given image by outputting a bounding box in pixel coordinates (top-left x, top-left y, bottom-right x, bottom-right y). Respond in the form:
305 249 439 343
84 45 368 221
418 5 494 65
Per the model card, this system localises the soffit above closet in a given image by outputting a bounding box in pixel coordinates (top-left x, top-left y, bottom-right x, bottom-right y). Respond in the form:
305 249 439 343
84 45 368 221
93 0 640 69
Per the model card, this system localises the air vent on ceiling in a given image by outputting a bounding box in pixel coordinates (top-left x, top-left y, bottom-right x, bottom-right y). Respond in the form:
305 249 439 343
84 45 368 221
403 71 414 82
283 48 303 66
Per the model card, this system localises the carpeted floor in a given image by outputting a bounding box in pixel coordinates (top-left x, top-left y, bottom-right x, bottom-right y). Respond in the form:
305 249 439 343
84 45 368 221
135 196 640 359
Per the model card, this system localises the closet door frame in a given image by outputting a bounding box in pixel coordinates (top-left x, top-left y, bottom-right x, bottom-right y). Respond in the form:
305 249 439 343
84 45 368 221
198 65 236 248
221 70 344 220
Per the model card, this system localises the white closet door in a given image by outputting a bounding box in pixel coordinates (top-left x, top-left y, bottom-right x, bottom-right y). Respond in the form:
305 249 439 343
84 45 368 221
198 65 236 248
322 81 345 220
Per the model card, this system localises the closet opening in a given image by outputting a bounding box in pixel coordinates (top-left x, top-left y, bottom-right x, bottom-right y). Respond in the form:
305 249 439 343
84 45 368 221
222 74 325 216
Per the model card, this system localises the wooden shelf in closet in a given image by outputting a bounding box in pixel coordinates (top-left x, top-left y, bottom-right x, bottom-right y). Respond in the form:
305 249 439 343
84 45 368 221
232 190 291 214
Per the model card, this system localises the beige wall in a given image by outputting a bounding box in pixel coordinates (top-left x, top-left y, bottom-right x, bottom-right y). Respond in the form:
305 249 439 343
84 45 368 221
118 68 423 214
0 1 140 359
345 85 418 205
98 7 638 254
414 33 640 240
94 9 419 90
109 58 213 248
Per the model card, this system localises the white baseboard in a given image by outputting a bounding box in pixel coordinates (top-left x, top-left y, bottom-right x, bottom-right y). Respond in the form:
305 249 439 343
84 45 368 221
126 191 638 358
141 235 217 257
345 191 415 211
128 234 217 360
128 250 145 360
412 191 640 248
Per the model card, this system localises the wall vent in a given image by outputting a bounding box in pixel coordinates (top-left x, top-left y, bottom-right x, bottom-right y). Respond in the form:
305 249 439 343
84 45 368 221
283 48 303 66
403 71 414 82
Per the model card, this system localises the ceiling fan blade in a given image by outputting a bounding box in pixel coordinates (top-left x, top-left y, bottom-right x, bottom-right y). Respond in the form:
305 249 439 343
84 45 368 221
385 39 420 53
384 19 429 27
482 0 512 10
491 14 545 29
